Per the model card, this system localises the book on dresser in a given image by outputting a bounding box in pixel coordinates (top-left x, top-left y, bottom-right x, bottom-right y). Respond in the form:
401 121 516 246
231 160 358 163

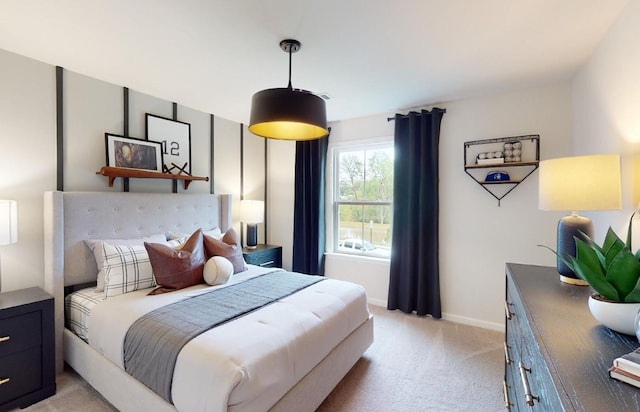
610 347 640 388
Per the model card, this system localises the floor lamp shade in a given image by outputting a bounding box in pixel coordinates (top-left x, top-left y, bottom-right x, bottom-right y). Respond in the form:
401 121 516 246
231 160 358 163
240 200 264 249
0 200 18 292
539 154 622 284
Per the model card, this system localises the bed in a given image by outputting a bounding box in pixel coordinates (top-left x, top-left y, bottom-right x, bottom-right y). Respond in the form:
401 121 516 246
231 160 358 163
43 191 373 411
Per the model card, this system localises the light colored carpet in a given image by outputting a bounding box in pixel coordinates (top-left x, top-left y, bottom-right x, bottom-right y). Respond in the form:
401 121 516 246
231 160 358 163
16 305 505 412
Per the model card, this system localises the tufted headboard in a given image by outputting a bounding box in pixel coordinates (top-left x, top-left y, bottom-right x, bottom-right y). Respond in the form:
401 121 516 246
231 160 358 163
43 191 233 372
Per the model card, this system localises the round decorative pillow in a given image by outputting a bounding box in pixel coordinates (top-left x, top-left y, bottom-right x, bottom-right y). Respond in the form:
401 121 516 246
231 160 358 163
203 256 234 286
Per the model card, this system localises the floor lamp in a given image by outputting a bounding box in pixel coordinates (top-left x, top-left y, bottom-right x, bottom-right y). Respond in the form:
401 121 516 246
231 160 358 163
0 200 18 292
538 154 622 285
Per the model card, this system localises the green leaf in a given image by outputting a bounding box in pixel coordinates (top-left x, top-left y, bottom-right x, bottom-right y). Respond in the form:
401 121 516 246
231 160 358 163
605 249 640 299
626 212 636 251
567 254 620 301
624 277 640 303
602 228 626 270
574 238 605 277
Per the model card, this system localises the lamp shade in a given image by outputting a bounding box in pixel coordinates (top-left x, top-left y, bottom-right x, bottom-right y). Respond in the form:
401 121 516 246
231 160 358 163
0 200 18 245
538 154 622 212
249 88 327 141
240 200 264 224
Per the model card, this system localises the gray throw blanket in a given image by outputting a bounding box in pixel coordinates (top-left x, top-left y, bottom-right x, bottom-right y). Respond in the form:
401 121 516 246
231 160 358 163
123 271 324 403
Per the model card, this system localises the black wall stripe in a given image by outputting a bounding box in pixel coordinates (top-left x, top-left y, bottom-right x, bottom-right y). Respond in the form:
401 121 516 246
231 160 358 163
210 114 215 194
122 87 130 192
171 102 178 193
240 124 244 246
123 87 129 137
55 66 64 191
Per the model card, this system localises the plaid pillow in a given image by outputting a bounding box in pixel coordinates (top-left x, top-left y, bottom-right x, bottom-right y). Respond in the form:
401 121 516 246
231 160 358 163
85 233 167 292
102 243 156 298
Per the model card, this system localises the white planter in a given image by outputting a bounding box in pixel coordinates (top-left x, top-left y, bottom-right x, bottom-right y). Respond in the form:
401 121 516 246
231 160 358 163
588 294 640 336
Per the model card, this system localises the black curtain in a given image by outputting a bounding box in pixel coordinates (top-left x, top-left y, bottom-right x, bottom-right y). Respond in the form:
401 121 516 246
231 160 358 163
387 108 445 317
292 134 329 275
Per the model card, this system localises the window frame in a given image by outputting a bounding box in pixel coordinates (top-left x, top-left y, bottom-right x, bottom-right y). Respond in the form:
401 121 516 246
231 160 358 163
331 141 394 259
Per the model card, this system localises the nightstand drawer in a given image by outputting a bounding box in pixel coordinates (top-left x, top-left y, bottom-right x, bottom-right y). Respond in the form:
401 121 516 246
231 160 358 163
0 347 42 405
0 311 41 357
243 245 282 268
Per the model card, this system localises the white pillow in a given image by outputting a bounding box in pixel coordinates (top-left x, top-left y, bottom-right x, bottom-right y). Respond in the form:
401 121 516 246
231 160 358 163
85 233 166 292
203 256 234 286
102 243 156 298
167 227 223 241
204 227 224 239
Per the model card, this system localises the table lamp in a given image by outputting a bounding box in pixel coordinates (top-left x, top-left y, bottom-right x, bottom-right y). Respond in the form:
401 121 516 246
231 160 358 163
0 200 18 292
240 200 264 249
539 154 622 284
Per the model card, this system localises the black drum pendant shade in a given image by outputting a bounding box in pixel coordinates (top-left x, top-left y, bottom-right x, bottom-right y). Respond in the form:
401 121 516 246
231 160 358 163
249 39 328 140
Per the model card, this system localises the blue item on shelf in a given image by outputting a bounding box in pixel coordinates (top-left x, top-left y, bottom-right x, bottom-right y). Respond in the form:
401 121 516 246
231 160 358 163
485 170 510 182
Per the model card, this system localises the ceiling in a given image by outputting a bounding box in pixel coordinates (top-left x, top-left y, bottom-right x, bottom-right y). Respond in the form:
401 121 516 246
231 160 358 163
0 0 629 124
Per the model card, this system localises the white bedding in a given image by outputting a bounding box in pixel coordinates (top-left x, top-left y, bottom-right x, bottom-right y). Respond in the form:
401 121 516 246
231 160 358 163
83 265 370 412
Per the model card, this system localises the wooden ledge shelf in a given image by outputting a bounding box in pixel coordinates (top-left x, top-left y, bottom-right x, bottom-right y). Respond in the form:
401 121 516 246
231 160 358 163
97 166 209 191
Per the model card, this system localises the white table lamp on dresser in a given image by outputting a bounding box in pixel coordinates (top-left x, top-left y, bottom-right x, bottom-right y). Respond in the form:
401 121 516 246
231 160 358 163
538 154 621 284
0 199 18 292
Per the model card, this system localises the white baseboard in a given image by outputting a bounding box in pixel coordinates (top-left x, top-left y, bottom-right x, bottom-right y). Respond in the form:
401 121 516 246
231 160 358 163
367 298 387 307
368 298 505 333
442 312 504 333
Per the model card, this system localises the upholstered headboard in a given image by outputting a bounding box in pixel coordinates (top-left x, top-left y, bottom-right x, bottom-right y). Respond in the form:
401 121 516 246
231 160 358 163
43 191 233 372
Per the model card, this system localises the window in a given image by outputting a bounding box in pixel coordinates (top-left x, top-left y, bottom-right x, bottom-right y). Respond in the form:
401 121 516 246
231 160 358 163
333 144 393 259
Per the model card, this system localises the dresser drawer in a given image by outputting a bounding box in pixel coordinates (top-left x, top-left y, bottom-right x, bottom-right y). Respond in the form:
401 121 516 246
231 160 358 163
0 347 42 404
518 339 563 410
506 274 563 410
0 311 42 357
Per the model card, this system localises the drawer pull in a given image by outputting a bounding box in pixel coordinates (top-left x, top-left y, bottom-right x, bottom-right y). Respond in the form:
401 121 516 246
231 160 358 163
503 380 511 409
518 361 540 406
0 336 9 343
0 378 9 385
259 260 275 267
504 342 512 365
504 301 514 320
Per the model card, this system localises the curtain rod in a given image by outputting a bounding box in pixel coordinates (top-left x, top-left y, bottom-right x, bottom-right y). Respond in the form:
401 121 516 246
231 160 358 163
387 108 447 121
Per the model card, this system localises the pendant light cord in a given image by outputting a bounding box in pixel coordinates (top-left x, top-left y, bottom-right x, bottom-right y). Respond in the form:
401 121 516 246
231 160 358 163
287 46 293 90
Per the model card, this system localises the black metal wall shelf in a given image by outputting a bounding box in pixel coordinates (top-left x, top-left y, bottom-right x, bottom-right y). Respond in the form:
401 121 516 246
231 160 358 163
463 135 540 206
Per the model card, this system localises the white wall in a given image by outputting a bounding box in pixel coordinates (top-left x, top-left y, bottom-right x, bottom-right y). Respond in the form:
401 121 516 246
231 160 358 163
440 84 571 329
0 48 264 293
0 50 56 291
572 0 640 241
4 0 638 330
312 83 572 330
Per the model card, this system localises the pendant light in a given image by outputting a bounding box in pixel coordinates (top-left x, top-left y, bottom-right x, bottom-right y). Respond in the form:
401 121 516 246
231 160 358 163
249 39 328 141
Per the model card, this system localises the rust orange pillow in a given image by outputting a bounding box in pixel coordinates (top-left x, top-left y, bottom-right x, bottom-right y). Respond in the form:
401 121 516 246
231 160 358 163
145 229 205 295
203 228 247 274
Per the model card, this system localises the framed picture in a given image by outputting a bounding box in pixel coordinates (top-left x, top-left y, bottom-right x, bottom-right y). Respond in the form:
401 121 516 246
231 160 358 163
145 113 191 175
105 133 163 172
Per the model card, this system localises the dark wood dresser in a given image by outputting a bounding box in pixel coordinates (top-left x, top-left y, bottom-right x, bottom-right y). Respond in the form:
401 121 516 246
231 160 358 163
0 287 56 411
505 263 640 410
243 245 282 268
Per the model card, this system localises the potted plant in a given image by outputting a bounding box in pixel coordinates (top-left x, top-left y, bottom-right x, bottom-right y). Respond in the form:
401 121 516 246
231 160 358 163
545 213 640 335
